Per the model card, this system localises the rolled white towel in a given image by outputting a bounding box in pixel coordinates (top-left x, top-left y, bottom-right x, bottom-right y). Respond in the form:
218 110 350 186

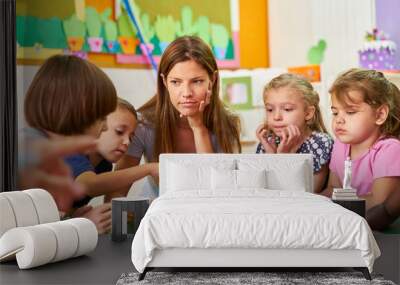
24 189 59 224
0 196 17 237
42 221 79 263
0 218 98 269
0 225 57 268
0 191 39 228
65 218 98 257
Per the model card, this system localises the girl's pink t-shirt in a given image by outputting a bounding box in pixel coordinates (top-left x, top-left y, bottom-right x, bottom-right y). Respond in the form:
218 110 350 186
329 138 400 196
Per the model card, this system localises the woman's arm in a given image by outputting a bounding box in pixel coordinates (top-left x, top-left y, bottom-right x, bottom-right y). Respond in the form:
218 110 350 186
192 126 213 153
75 161 158 198
318 170 341 197
360 177 400 210
186 90 213 153
313 164 329 193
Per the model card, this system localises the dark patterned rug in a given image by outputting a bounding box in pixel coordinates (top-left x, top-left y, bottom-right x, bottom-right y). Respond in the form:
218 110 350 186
116 271 395 285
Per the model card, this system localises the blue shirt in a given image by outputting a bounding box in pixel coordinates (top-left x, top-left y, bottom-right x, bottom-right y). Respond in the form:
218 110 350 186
65 154 112 207
256 131 334 173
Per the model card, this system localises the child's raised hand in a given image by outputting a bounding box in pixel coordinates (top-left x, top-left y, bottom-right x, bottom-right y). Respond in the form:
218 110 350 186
18 136 97 213
277 125 303 153
256 124 277 153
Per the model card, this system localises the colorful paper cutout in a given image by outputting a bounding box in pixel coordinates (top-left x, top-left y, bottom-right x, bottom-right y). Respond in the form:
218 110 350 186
307 39 327 65
17 0 240 68
74 0 85 21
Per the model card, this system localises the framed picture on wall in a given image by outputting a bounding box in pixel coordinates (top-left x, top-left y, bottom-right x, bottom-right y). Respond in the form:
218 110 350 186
220 76 253 110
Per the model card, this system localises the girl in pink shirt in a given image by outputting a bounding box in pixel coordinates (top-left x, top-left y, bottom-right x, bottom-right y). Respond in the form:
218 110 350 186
323 68 400 210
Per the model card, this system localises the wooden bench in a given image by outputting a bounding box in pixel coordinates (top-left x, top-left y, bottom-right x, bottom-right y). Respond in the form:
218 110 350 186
373 218 400 284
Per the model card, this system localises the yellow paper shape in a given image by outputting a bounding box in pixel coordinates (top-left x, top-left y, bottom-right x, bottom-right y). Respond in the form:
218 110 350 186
75 0 85 21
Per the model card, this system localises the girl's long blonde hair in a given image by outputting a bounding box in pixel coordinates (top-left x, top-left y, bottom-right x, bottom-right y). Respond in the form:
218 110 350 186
263 73 328 133
138 36 241 161
329 68 400 138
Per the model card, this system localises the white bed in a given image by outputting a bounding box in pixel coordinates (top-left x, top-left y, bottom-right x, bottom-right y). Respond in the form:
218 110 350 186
131 154 380 280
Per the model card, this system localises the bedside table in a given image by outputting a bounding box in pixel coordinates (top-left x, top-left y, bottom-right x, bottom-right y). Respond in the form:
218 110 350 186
332 199 366 218
111 197 149 242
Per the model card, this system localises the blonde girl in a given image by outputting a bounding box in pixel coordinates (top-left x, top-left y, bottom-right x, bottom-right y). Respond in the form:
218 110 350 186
256 73 333 192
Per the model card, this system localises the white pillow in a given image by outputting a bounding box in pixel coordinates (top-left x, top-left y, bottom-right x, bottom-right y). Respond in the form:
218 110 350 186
211 168 267 190
167 160 235 192
238 159 308 191
266 162 307 191
237 169 267 188
211 168 236 190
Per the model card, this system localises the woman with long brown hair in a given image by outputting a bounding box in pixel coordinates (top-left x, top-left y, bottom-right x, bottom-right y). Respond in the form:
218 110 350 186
116 36 241 197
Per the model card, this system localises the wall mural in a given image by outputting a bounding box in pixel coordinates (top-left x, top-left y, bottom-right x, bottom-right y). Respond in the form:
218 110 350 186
16 0 240 68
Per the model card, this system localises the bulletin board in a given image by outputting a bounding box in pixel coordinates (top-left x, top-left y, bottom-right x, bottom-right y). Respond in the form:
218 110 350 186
17 0 268 69
16 0 241 69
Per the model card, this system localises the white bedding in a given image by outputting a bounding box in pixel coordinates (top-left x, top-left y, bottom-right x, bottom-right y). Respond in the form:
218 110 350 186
131 190 380 273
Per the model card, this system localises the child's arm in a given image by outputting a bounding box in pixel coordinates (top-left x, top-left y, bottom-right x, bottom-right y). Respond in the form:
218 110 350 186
360 177 400 210
313 164 329 193
318 170 341 197
75 162 158 198
72 203 112 234
107 155 143 201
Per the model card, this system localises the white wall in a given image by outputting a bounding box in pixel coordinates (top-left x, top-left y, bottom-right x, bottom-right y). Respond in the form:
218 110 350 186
268 0 376 134
268 0 314 68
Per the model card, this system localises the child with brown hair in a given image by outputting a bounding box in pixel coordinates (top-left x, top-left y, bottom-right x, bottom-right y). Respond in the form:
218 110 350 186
65 98 158 207
255 73 334 192
22 55 156 234
324 68 400 211
22 54 117 233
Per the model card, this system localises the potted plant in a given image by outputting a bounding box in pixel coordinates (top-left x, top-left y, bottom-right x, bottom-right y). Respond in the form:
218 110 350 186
101 8 119 53
86 7 103 52
117 11 138 54
63 14 86 51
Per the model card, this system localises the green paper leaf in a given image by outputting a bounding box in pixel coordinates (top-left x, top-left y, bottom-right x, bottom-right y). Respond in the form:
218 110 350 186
63 14 86 37
85 7 101 37
154 15 176 43
307 39 327 65
211 24 228 48
196 16 210 45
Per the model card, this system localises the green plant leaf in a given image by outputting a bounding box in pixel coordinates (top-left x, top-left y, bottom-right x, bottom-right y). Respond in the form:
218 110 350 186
63 14 86 38
85 7 101 37
307 39 327 64
211 24 228 48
